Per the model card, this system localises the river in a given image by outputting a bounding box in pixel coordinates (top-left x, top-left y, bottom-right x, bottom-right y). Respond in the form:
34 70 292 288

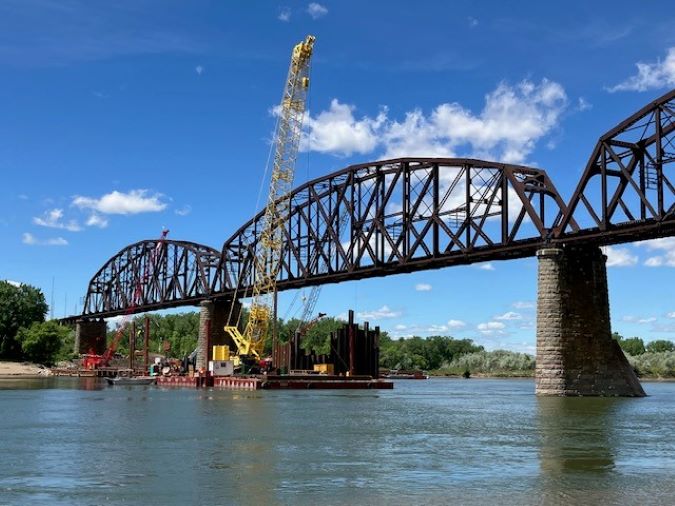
0 377 673 505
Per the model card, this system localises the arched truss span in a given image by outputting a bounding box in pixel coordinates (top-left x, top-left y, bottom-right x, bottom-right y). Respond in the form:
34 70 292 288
82 239 222 318
213 158 572 294
556 89 675 243
74 89 675 320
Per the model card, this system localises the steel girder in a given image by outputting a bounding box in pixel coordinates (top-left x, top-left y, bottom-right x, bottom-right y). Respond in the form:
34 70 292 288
213 158 571 295
81 239 222 318
554 88 675 245
73 89 675 320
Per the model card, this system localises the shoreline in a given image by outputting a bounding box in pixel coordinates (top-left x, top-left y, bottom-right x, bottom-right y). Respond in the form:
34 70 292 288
429 372 675 381
0 361 52 379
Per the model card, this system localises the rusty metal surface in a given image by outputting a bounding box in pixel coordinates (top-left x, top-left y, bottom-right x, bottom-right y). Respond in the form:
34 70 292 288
69 89 675 321
79 239 222 319
554 88 675 244
213 158 570 295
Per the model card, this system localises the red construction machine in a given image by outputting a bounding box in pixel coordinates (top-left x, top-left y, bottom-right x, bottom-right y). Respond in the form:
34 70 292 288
82 230 169 370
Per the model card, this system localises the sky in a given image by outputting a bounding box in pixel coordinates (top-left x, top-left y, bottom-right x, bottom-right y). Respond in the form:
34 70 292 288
1 0 675 353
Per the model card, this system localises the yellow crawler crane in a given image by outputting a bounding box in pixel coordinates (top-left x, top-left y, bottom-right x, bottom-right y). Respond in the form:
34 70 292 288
224 35 315 361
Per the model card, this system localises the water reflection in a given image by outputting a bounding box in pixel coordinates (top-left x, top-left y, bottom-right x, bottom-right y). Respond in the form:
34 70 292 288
0 376 105 390
537 396 621 474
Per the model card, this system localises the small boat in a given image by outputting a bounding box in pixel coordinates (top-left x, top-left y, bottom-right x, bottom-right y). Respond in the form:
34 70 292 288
105 376 156 386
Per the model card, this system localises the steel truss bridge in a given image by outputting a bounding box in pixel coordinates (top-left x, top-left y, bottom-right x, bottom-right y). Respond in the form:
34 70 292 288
75 89 675 320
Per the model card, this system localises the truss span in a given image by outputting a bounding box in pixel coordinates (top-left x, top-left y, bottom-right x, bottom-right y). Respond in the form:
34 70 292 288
82 239 222 318
555 88 675 243
73 89 675 320
213 158 572 294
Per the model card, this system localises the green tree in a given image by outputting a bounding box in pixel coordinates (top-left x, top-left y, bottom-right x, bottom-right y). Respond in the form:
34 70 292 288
646 340 675 353
16 321 71 365
378 335 483 370
0 281 49 359
300 317 345 355
619 336 646 356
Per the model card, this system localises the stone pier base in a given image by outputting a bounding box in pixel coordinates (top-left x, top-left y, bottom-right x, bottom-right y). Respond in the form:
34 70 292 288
195 299 241 371
74 319 107 355
535 245 645 396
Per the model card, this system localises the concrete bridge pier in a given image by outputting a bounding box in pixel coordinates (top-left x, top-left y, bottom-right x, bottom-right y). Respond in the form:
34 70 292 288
196 299 241 371
74 319 107 355
535 245 645 396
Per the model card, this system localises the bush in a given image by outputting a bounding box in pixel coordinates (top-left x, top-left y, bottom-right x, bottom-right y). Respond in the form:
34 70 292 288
16 321 72 365
627 351 675 378
645 340 675 353
439 350 535 376
379 335 483 371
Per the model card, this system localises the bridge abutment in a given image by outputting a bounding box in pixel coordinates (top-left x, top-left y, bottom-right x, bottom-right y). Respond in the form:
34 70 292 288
74 319 107 355
535 245 645 397
196 299 241 371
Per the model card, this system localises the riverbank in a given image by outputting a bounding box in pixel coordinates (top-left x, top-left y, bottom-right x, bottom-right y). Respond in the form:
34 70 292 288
0 361 52 378
429 370 675 380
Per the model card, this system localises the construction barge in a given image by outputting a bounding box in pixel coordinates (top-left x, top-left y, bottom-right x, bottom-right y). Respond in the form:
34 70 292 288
55 311 393 391
155 374 392 390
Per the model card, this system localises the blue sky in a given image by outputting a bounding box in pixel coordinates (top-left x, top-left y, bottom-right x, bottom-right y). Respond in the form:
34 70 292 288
1 0 675 352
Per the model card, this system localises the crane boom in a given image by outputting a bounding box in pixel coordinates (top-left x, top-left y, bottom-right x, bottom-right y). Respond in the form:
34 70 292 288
225 35 315 359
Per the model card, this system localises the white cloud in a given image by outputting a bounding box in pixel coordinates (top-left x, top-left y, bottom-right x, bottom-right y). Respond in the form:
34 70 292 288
73 189 167 215
195 65 204 75
513 301 534 309
468 16 478 28
495 311 522 321
105 315 127 328
357 305 401 320
608 47 675 92
391 319 466 337
278 7 291 22
18 194 29 200
447 319 466 329
667 312 675 319
476 262 495 271
622 315 657 324
175 205 192 216
22 232 68 246
602 245 638 267
307 2 328 19
637 238 675 267
645 256 664 267
577 97 592 111
477 321 506 335
301 99 386 156
415 283 432 292
301 79 567 164
33 208 81 231
478 321 506 331
5 280 21 287
86 214 108 229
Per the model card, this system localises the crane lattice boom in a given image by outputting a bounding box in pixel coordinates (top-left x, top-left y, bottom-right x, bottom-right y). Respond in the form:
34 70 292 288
225 35 315 358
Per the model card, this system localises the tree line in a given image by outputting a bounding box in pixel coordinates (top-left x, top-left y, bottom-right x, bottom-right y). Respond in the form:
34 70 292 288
3 280 675 377
0 281 72 365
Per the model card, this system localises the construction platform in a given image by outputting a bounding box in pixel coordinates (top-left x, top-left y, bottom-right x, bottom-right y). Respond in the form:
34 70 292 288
52 368 393 390
155 374 392 390
262 375 393 389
